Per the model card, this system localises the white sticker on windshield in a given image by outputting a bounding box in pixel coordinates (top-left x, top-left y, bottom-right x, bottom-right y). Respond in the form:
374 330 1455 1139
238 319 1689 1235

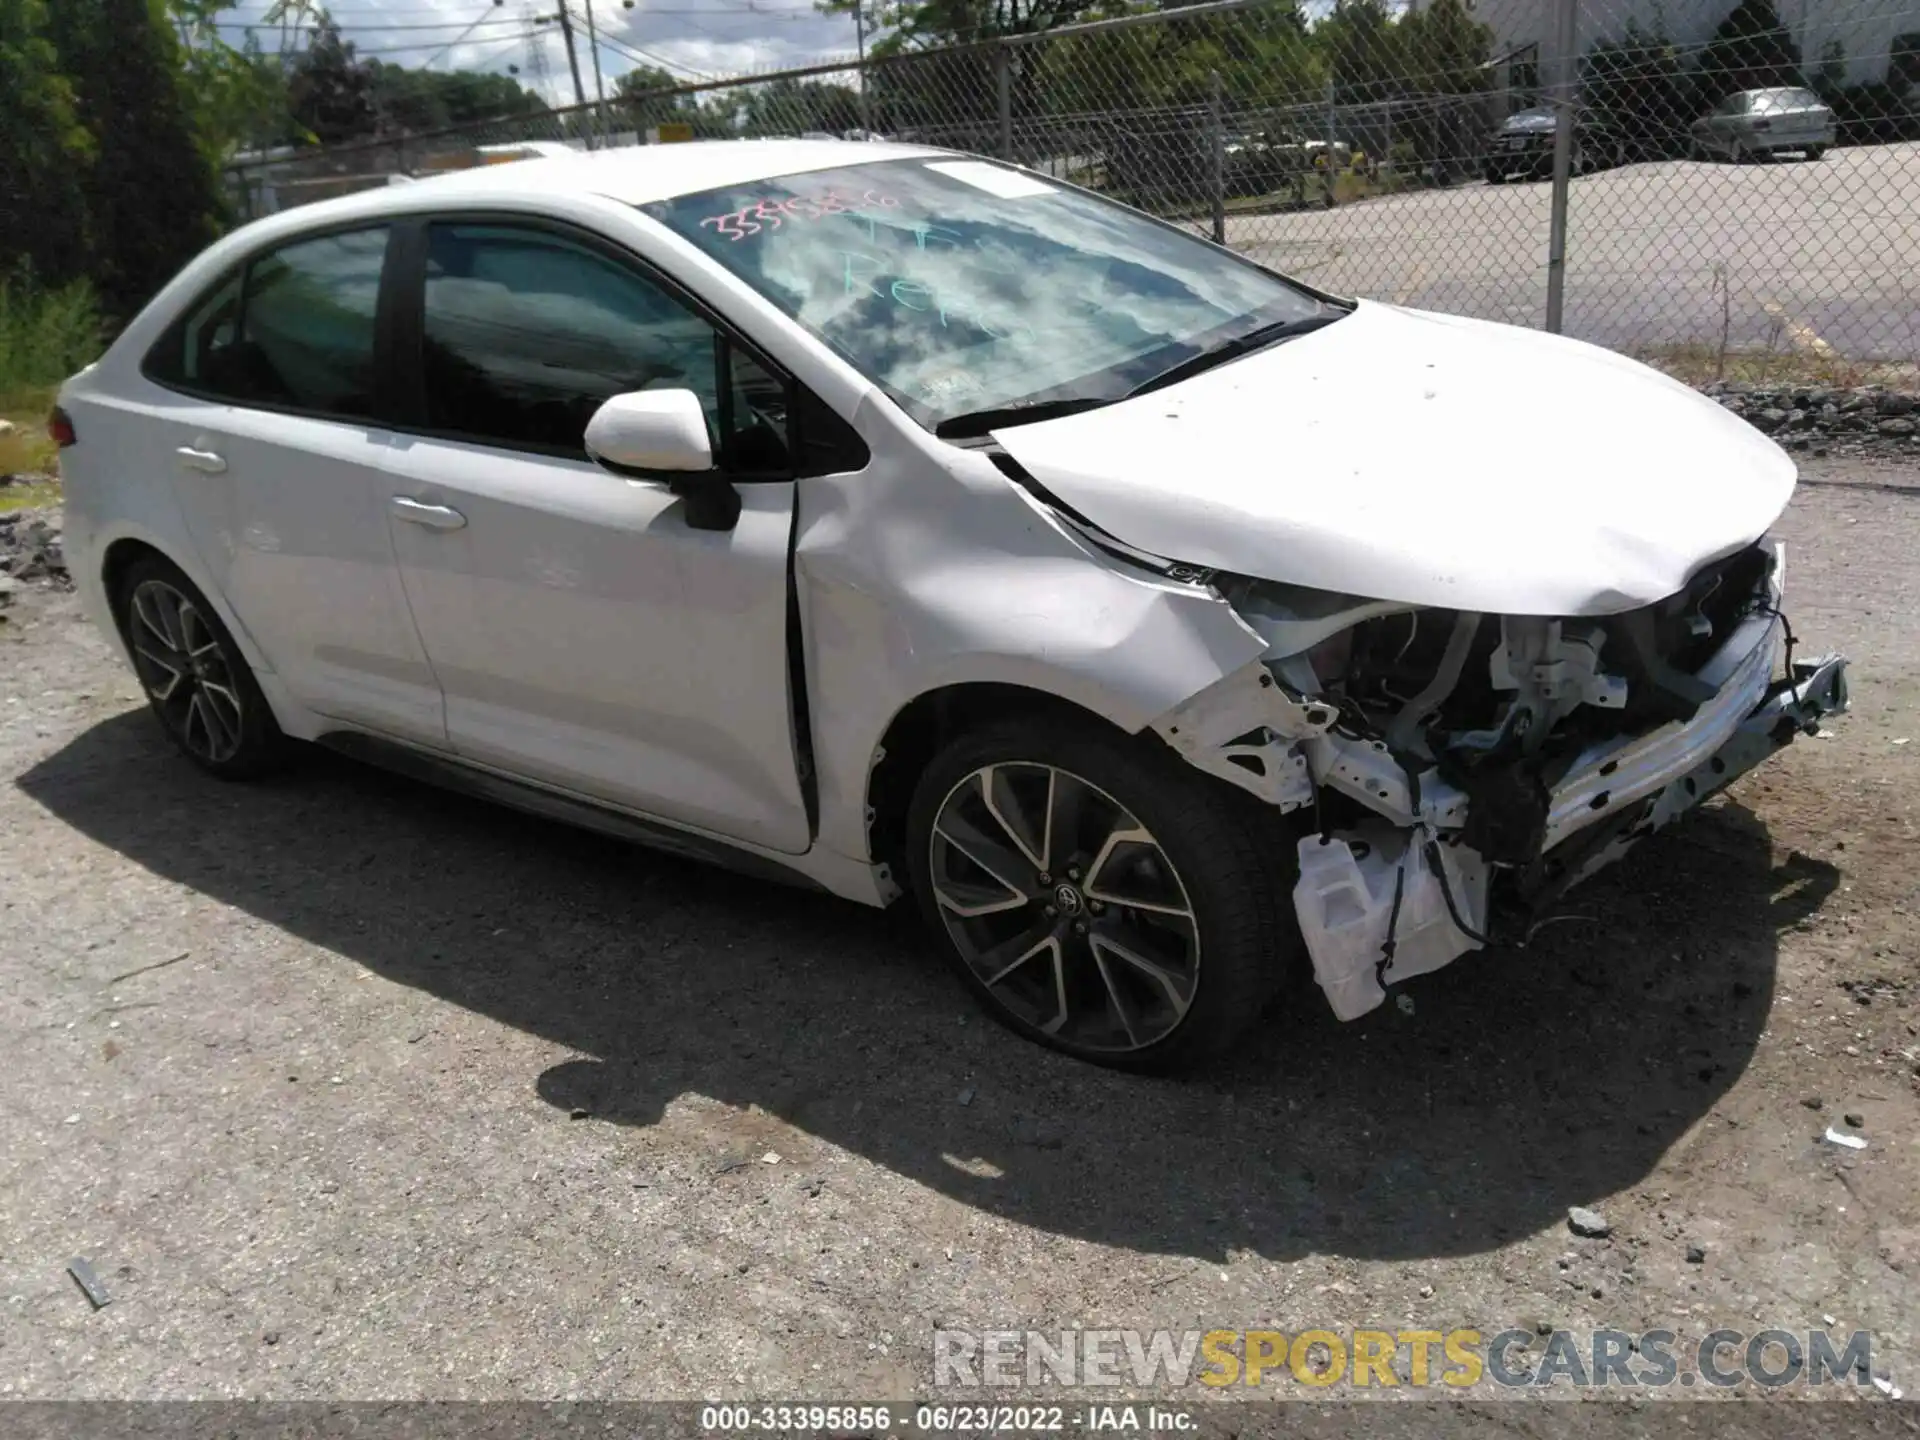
923 160 1057 199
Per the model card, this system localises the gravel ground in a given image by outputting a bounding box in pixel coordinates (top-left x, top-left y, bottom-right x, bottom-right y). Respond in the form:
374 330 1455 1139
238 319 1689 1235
1 457 1917 1408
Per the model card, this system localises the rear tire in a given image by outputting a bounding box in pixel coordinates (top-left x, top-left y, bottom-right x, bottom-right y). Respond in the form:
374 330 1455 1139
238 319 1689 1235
114 554 292 780
1805 145 1826 161
905 717 1298 1073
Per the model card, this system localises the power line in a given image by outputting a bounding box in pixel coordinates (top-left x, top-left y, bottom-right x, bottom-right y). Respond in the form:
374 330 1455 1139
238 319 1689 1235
337 30 531 56
212 15 529 30
231 2 505 13
589 24 714 80
419 4 523 65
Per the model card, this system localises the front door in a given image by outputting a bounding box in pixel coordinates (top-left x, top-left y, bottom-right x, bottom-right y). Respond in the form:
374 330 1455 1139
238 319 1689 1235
381 219 812 854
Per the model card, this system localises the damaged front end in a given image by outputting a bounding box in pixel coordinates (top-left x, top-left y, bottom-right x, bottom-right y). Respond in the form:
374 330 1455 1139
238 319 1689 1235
1151 539 1848 1020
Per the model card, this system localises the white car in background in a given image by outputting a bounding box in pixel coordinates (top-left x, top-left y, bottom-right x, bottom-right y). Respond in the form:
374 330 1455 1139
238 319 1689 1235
54 141 1847 1070
1691 87 1836 162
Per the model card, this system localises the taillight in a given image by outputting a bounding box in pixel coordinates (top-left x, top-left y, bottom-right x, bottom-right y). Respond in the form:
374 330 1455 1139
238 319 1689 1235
48 406 77 448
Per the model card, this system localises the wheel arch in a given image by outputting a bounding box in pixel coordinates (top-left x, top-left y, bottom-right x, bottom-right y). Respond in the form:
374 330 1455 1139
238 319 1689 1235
90 527 316 742
101 535 167 617
863 681 1135 899
93 530 272 674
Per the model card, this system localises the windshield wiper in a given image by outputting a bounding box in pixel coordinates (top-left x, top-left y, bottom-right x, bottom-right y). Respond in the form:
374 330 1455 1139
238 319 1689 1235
932 305 1347 440
1124 309 1345 398
934 396 1113 440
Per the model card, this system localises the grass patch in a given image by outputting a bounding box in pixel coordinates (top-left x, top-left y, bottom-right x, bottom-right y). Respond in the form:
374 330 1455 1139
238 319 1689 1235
2 379 63 512
2 387 59 476
0 269 103 411
1641 344 1920 393
0 478 62 514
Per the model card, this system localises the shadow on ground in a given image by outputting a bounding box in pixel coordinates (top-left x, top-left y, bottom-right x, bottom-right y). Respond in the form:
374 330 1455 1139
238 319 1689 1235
19 713 1837 1264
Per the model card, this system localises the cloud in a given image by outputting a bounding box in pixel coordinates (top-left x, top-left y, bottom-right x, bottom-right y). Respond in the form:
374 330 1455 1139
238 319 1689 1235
220 0 863 107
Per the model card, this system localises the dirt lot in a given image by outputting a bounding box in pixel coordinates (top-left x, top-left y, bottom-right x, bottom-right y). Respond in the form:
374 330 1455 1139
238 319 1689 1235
1 455 1916 1408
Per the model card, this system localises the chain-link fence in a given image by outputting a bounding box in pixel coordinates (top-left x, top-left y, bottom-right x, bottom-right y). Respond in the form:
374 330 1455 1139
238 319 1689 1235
227 0 1920 371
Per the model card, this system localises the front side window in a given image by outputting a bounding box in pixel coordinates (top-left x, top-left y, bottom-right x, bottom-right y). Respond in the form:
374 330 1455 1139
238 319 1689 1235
418 223 865 473
148 227 387 418
422 224 724 454
642 158 1329 430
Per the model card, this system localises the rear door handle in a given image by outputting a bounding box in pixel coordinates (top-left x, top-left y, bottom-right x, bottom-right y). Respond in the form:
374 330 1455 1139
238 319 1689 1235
175 445 227 474
389 496 467 531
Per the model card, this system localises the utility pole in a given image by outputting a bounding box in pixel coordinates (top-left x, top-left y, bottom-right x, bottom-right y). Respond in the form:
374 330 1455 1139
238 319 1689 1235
1543 0 1578 333
554 4 592 145
579 0 611 142
854 2 869 132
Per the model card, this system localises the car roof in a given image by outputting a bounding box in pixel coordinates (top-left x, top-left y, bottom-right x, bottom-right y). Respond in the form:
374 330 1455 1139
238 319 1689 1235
225 138 953 249
386 138 942 209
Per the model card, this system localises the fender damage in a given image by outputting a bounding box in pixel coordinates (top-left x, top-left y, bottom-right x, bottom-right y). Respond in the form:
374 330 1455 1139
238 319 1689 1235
1145 542 1848 1021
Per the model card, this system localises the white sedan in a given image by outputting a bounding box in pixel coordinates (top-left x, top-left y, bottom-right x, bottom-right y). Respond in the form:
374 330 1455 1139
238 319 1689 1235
54 140 1847 1069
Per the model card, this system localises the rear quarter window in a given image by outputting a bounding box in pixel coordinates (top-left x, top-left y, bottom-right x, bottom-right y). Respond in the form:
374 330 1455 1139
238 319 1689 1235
144 227 390 421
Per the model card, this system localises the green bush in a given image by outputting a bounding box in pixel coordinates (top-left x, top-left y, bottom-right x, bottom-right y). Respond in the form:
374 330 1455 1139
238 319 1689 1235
1583 22 1698 161
1829 82 1920 145
0 269 105 408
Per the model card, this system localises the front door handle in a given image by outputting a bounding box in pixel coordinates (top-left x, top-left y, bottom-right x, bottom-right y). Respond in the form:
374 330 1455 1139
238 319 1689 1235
175 444 227 474
389 496 467 531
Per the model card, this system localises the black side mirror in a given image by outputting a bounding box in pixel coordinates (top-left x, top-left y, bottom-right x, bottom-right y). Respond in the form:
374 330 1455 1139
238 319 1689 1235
667 472 743 532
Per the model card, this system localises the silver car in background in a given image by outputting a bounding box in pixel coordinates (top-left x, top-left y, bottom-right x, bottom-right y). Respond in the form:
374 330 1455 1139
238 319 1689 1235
1691 87 1835 162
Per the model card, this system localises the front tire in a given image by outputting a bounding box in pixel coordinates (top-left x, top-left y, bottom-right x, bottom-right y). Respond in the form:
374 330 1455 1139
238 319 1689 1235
1805 145 1826 161
906 717 1297 1072
115 554 291 779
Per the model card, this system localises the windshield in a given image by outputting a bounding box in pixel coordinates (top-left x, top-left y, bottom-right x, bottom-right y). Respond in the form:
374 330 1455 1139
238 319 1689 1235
642 157 1329 430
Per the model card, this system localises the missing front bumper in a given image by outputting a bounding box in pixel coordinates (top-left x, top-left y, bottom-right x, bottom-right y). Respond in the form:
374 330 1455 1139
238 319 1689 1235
1292 650 1850 1021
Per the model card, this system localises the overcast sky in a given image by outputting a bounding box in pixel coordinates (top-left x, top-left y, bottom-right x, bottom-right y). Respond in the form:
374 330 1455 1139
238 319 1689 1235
215 0 869 104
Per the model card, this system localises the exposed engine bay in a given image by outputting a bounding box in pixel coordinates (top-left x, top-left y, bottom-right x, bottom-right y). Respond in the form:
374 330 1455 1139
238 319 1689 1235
1148 537 1850 1020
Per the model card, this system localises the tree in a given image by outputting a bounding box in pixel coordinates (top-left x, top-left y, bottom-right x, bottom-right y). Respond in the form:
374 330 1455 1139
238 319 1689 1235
367 60 545 135
1395 0 1492 96
1695 0 1801 103
46 0 222 318
286 13 377 144
1316 0 1400 103
168 0 298 157
1583 21 1695 159
738 77 862 135
0 0 96 292
1809 39 1844 101
819 0 1100 53
1893 32 1920 92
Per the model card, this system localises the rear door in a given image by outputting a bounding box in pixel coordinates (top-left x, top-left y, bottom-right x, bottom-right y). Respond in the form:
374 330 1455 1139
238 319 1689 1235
143 225 446 745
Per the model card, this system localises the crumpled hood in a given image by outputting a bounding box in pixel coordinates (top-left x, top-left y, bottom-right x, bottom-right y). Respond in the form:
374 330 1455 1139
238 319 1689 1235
991 300 1796 615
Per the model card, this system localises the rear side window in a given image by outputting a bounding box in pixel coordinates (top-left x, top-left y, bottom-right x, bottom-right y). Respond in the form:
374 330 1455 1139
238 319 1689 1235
146 227 389 420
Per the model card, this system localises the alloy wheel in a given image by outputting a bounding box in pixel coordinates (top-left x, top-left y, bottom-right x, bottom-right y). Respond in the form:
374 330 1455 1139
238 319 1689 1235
927 762 1201 1054
127 579 247 765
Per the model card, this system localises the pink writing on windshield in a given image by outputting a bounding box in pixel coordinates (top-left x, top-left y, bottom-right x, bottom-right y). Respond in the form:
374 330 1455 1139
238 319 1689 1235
699 190 899 242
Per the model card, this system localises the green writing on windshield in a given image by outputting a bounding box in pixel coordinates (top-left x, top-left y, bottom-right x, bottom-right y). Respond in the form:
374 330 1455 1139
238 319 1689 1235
837 248 1033 343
